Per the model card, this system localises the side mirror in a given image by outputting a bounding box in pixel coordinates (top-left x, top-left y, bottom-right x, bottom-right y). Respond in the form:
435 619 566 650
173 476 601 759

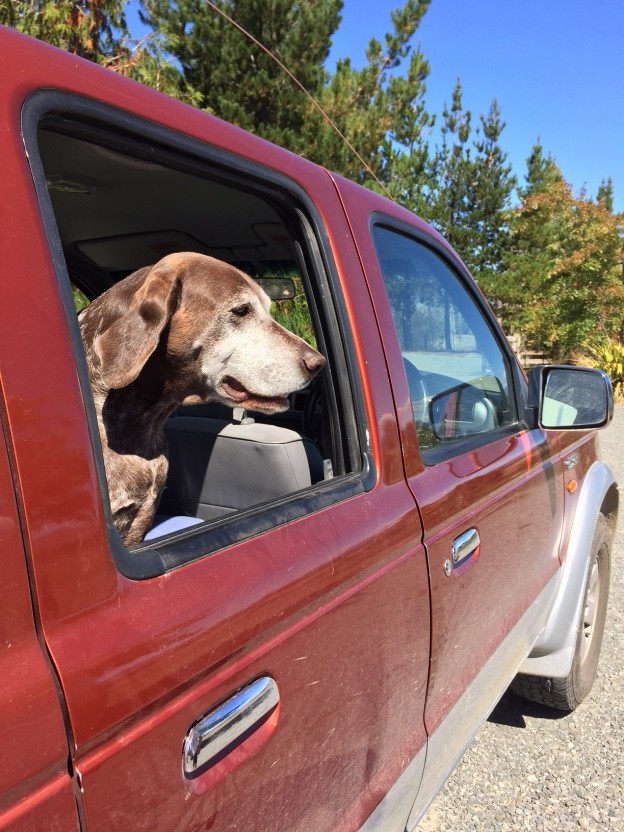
528 365 614 429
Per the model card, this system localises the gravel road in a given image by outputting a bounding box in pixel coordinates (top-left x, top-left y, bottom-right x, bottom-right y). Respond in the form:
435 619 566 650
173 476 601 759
419 405 624 832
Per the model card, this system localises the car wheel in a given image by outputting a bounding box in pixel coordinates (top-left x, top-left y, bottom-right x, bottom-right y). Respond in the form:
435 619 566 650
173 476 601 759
512 515 611 711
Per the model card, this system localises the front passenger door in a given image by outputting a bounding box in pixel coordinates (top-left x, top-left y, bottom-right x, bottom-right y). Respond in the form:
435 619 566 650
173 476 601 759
370 223 564 746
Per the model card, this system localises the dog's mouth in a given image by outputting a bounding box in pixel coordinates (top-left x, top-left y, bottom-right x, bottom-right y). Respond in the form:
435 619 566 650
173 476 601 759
219 376 290 413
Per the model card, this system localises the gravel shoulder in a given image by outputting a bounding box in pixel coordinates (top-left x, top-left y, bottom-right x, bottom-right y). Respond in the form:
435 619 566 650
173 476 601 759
419 406 624 831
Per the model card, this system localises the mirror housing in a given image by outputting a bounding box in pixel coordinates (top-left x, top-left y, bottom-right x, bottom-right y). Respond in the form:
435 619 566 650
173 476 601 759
528 365 614 430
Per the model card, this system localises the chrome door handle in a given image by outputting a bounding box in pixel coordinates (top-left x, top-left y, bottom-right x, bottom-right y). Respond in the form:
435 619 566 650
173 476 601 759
451 528 481 575
183 676 280 776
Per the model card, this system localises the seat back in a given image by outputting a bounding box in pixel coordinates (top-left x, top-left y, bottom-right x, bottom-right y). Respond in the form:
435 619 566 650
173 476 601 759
159 416 323 522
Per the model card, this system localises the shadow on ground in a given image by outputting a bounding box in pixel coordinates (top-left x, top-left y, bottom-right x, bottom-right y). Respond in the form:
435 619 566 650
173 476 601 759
487 688 570 728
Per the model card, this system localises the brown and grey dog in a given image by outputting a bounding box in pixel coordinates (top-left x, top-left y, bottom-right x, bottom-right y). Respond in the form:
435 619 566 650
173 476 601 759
79 252 325 547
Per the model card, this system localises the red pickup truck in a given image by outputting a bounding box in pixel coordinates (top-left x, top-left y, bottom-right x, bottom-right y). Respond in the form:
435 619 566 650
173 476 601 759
0 27 617 832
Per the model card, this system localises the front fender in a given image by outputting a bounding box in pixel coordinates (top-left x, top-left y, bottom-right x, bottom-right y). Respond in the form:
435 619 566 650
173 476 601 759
520 460 618 678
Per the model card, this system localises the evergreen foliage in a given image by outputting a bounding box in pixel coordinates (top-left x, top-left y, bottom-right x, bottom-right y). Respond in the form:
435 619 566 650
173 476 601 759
471 100 516 275
421 82 516 287
141 0 343 149
140 0 434 188
421 80 474 255
1 0 194 99
597 177 615 213
520 139 564 197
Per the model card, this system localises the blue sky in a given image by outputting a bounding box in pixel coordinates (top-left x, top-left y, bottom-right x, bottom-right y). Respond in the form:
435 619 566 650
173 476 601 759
127 1 622 212
328 0 623 211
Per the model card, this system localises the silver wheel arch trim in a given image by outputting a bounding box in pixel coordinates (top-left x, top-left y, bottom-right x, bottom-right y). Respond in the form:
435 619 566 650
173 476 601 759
520 460 618 679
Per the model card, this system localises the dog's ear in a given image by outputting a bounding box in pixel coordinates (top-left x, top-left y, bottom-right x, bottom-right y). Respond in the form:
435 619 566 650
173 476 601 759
95 264 180 389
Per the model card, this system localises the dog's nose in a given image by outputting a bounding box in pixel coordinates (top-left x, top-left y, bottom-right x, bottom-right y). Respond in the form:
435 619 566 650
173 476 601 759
303 350 325 376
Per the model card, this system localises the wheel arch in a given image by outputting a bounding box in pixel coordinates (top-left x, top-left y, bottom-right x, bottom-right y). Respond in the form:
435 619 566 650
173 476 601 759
519 460 618 678
601 479 619 540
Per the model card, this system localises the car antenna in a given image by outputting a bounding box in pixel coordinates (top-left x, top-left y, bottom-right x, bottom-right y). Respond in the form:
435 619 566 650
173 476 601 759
204 0 395 202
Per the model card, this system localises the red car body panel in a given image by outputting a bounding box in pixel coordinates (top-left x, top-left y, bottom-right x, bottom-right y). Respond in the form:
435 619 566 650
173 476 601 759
0 400 79 832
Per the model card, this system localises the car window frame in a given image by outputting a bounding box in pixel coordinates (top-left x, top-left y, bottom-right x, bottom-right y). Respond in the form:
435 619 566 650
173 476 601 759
22 89 376 579
370 216 530 466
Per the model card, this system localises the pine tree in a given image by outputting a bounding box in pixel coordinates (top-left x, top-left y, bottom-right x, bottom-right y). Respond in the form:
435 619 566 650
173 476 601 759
141 0 344 151
422 82 515 284
140 0 433 188
1 0 190 99
6 0 433 194
520 140 563 198
304 3 433 184
378 43 435 214
471 98 516 278
422 80 474 256
597 177 615 213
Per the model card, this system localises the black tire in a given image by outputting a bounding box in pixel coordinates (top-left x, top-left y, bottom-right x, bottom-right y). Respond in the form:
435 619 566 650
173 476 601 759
511 514 611 711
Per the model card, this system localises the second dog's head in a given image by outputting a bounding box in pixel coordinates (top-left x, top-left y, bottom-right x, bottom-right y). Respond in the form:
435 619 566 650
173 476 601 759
80 252 325 413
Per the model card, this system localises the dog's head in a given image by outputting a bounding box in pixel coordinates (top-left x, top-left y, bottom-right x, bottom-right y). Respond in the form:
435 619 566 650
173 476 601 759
81 252 325 413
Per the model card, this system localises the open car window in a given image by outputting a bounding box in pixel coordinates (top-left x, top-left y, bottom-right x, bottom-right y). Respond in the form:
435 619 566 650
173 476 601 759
26 101 371 575
372 225 519 463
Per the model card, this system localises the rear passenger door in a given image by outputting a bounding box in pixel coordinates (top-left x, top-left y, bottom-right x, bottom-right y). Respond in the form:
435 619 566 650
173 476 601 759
7 80 432 832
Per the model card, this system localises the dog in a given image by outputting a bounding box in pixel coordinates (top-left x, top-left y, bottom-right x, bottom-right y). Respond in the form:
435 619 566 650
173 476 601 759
79 252 325 547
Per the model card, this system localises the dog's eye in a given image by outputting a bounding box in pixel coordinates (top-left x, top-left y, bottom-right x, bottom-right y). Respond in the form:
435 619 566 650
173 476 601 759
231 303 251 318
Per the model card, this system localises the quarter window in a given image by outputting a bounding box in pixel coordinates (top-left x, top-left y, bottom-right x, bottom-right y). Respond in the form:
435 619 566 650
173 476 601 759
373 225 518 461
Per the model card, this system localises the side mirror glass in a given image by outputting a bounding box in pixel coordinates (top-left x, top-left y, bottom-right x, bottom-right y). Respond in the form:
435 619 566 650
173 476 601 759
530 366 614 429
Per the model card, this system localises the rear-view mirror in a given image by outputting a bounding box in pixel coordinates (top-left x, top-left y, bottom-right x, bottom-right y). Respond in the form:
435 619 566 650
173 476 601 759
256 277 296 300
